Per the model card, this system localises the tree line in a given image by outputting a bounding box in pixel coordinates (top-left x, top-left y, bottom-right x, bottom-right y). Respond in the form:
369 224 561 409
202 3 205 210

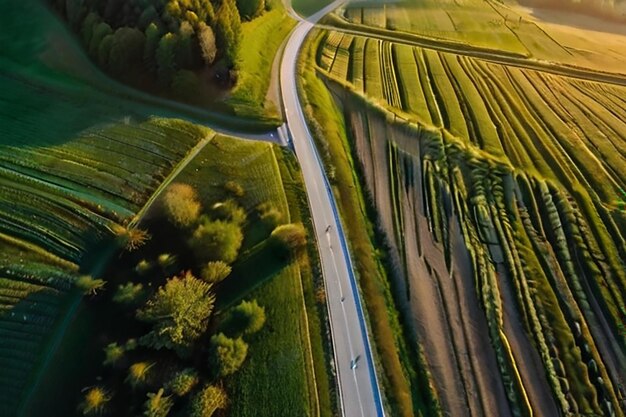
52 0 268 96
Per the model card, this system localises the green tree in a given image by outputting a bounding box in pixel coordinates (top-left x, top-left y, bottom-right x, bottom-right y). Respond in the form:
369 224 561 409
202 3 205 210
75 275 105 295
81 12 101 45
176 21 196 68
144 23 161 73
113 282 145 305
188 219 243 264
209 333 248 377
97 34 114 67
257 202 284 229
126 362 154 388
137 272 215 356
165 368 199 397
109 27 146 75
270 223 307 258
200 261 232 284
197 22 217 65
211 199 246 225
236 0 265 20
78 386 110 416
89 21 113 57
143 388 173 417
161 183 201 228
226 299 266 335
103 342 125 367
156 32 178 85
138 5 159 30
214 0 242 67
189 385 227 417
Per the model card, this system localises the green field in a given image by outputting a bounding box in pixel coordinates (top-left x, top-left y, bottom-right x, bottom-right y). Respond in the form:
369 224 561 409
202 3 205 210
334 0 626 74
302 12 626 417
225 0 296 120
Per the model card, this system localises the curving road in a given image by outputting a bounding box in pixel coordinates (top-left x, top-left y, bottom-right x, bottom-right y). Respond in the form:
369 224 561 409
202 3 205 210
279 2 385 417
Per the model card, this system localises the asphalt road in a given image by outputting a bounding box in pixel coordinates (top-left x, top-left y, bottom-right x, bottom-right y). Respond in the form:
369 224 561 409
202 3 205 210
279 3 385 416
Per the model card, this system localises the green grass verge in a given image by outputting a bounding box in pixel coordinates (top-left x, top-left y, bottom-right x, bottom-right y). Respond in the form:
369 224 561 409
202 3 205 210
297 29 441 417
226 0 295 121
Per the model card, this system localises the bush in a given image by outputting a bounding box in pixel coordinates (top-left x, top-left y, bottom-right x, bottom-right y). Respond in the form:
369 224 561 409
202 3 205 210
209 333 248 377
75 275 106 295
210 200 246 225
103 342 125 367
257 202 284 229
188 219 243 264
165 368 199 397
189 385 227 417
270 223 307 258
126 362 154 388
143 388 173 417
161 183 201 228
224 299 266 335
135 259 152 275
113 282 145 305
78 387 110 416
200 261 232 284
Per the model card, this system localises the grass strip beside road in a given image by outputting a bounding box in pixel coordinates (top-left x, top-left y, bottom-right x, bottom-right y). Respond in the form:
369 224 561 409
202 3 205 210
297 29 441 417
227 0 296 120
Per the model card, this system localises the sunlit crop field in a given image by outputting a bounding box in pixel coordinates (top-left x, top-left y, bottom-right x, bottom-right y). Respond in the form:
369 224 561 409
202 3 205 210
308 23 626 417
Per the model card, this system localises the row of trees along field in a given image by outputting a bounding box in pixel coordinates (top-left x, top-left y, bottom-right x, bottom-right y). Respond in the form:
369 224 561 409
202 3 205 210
51 0 267 96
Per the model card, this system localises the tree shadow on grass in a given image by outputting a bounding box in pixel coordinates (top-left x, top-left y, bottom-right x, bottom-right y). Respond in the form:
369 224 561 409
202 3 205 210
216 241 289 309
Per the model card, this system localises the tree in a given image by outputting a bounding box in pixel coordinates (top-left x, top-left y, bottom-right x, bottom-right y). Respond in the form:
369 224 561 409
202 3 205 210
75 275 105 295
108 27 146 75
176 21 196 69
112 224 151 251
257 202 284 229
197 22 217 65
97 34 114 67
226 299 266 335
126 362 154 388
89 21 112 57
189 385 227 417
156 32 178 85
78 386 110 416
81 12 101 45
161 183 201 228
165 368 199 397
113 282 145 305
157 253 177 270
209 333 248 377
200 261 231 284
103 342 125 366
236 0 265 20
144 23 161 73
214 0 242 67
188 219 243 264
143 388 173 417
137 272 215 356
270 223 307 258
210 199 246 225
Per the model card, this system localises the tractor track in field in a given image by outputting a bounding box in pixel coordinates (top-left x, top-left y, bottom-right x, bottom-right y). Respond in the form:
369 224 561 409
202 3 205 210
317 18 626 88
